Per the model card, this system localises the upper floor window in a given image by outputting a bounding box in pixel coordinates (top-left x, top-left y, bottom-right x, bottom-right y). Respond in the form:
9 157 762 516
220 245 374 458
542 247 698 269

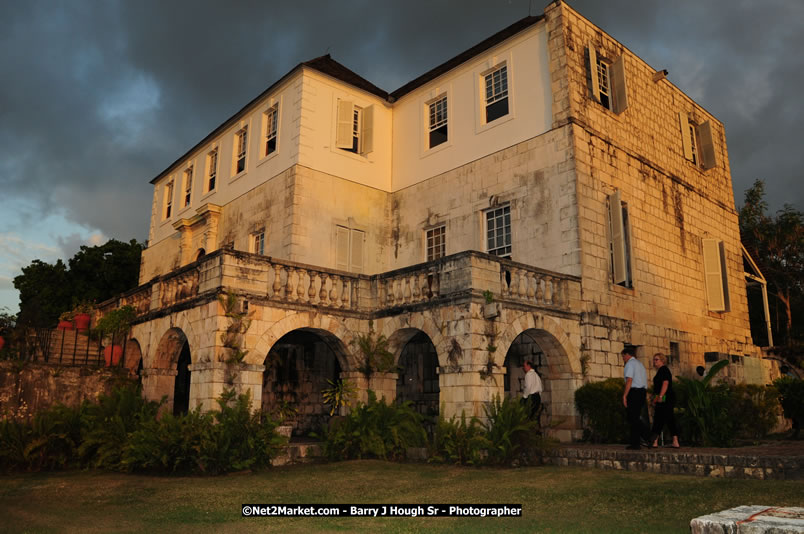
608 190 633 288
428 96 448 149
163 180 174 219
335 224 365 273
426 225 446 261
484 65 509 123
485 205 511 258
702 238 730 312
336 100 373 156
587 44 628 114
253 231 265 255
263 104 278 157
182 166 193 208
206 148 218 192
679 113 717 169
234 126 248 174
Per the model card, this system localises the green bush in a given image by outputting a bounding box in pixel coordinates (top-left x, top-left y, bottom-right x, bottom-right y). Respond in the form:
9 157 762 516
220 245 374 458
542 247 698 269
317 391 426 461
675 360 737 447
429 411 487 465
482 394 541 465
574 378 629 443
731 384 780 440
774 376 804 435
0 403 84 472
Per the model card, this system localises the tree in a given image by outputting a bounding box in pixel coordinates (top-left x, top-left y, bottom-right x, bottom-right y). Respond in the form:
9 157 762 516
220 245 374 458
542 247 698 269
739 180 804 345
13 239 143 326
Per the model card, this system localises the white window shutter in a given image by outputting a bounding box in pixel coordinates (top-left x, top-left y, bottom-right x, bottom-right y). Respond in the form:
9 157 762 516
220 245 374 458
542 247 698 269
703 238 726 311
350 229 364 273
588 45 600 102
718 241 730 311
335 100 354 149
361 105 374 155
698 121 717 169
679 112 693 161
609 191 627 284
336 226 350 271
610 55 628 114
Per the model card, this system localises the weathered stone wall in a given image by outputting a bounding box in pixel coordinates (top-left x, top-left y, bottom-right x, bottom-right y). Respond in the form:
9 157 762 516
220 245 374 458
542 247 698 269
0 361 137 419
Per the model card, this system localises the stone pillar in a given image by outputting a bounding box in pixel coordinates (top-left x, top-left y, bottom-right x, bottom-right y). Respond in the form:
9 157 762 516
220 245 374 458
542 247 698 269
197 203 222 253
141 367 178 412
226 363 266 411
187 361 227 412
438 366 505 421
368 372 398 404
547 374 584 442
172 218 194 267
339 371 369 408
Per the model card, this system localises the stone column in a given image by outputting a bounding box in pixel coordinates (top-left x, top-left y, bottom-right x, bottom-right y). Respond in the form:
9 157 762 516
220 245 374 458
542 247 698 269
368 372 399 404
187 361 227 412
339 371 369 410
226 363 267 412
140 367 178 413
197 203 222 253
438 365 505 421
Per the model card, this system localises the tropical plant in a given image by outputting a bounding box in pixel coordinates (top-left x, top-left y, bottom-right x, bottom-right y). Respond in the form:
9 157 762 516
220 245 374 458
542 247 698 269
731 383 780 440
675 360 735 446
353 322 394 377
316 391 426 461
429 410 487 465
774 376 804 438
321 379 357 416
482 394 541 465
574 378 629 443
94 305 137 337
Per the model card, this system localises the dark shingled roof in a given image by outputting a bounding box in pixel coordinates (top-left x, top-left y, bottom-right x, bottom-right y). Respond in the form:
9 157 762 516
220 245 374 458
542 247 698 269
150 15 544 184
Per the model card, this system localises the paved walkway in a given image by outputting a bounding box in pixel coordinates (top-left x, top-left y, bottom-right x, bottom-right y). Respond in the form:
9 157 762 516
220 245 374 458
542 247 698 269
542 440 804 480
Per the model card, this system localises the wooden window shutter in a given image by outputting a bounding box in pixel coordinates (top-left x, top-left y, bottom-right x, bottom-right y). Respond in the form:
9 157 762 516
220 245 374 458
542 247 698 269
703 238 726 311
610 55 628 114
588 44 600 102
336 100 354 149
608 191 627 284
361 105 374 155
336 226 350 271
350 229 364 273
698 121 717 169
679 112 693 161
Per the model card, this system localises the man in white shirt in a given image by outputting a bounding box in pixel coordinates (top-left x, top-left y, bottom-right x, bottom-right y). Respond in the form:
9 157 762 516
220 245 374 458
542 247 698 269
522 360 543 419
621 346 649 450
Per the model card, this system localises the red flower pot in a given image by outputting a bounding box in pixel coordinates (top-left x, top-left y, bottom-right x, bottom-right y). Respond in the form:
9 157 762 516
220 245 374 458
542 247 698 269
74 313 91 331
104 345 123 367
57 320 74 330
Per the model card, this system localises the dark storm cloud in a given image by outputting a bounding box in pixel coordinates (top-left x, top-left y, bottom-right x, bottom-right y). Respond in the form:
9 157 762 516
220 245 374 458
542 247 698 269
0 0 801 248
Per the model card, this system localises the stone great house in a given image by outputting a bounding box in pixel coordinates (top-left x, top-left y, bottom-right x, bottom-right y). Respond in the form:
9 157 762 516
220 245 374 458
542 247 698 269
107 1 775 441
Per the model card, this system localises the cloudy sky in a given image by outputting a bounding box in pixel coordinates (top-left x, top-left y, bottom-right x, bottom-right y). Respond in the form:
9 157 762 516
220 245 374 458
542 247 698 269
1 0 802 313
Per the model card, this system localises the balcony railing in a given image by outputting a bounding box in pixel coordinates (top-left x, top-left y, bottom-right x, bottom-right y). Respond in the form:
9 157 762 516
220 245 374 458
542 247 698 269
101 249 580 321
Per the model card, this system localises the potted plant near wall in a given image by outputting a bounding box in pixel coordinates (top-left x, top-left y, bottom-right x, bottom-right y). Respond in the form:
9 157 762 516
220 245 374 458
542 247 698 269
94 305 136 367
57 310 75 330
71 300 94 331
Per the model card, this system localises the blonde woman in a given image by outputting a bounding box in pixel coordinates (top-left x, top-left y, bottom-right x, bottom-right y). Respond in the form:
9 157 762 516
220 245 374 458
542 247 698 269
650 353 680 448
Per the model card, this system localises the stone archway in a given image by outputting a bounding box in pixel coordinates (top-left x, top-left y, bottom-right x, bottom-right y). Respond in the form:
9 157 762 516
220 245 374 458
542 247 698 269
142 327 191 414
395 331 440 419
262 327 350 435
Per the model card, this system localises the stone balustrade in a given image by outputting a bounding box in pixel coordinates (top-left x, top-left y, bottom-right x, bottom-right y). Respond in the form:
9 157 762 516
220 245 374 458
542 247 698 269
101 249 579 320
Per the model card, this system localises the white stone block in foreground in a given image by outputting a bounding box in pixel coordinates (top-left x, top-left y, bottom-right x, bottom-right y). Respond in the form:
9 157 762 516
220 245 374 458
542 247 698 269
690 506 804 534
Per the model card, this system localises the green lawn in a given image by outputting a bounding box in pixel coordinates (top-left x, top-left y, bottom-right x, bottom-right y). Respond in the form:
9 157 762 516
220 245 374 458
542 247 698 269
1 461 801 533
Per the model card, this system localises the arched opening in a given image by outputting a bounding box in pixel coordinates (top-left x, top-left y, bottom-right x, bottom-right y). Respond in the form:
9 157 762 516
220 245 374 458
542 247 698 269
262 328 346 435
195 248 206 261
504 331 549 419
396 331 440 419
173 341 191 415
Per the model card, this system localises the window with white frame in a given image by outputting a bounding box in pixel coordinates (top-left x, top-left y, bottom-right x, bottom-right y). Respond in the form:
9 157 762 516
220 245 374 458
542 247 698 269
484 65 509 123
206 148 218 192
608 190 633 288
336 100 373 156
182 166 193 208
426 225 446 261
253 230 265 255
428 95 448 149
485 205 511 258
679 113 717 169
702 238 730 312
234 126 248 174
335 224 365 273
587 44 628 114
263 104 278 157
163 180 174 219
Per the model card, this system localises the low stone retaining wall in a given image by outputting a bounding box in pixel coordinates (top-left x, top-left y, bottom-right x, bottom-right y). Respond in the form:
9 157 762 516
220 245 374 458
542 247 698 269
541 444 803 480
0 361 137 419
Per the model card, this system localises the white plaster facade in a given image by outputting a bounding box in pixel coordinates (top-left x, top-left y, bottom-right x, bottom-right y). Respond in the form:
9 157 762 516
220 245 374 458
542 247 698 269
113 1 775 441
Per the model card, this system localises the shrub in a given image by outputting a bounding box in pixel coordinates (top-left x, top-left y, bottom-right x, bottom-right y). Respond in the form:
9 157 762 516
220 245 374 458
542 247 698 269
731 384 780 440
429 411 487 465
482 394 541 465
774 376 804 436
574 378 629 443
675 360 737 447
317 391 426 461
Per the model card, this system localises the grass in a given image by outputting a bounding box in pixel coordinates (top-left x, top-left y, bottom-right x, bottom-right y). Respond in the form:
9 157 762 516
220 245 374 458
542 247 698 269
0 461 801 533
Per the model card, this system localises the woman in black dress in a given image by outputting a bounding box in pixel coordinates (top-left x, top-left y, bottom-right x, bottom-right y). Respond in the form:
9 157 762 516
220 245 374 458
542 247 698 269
650 353 680 448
